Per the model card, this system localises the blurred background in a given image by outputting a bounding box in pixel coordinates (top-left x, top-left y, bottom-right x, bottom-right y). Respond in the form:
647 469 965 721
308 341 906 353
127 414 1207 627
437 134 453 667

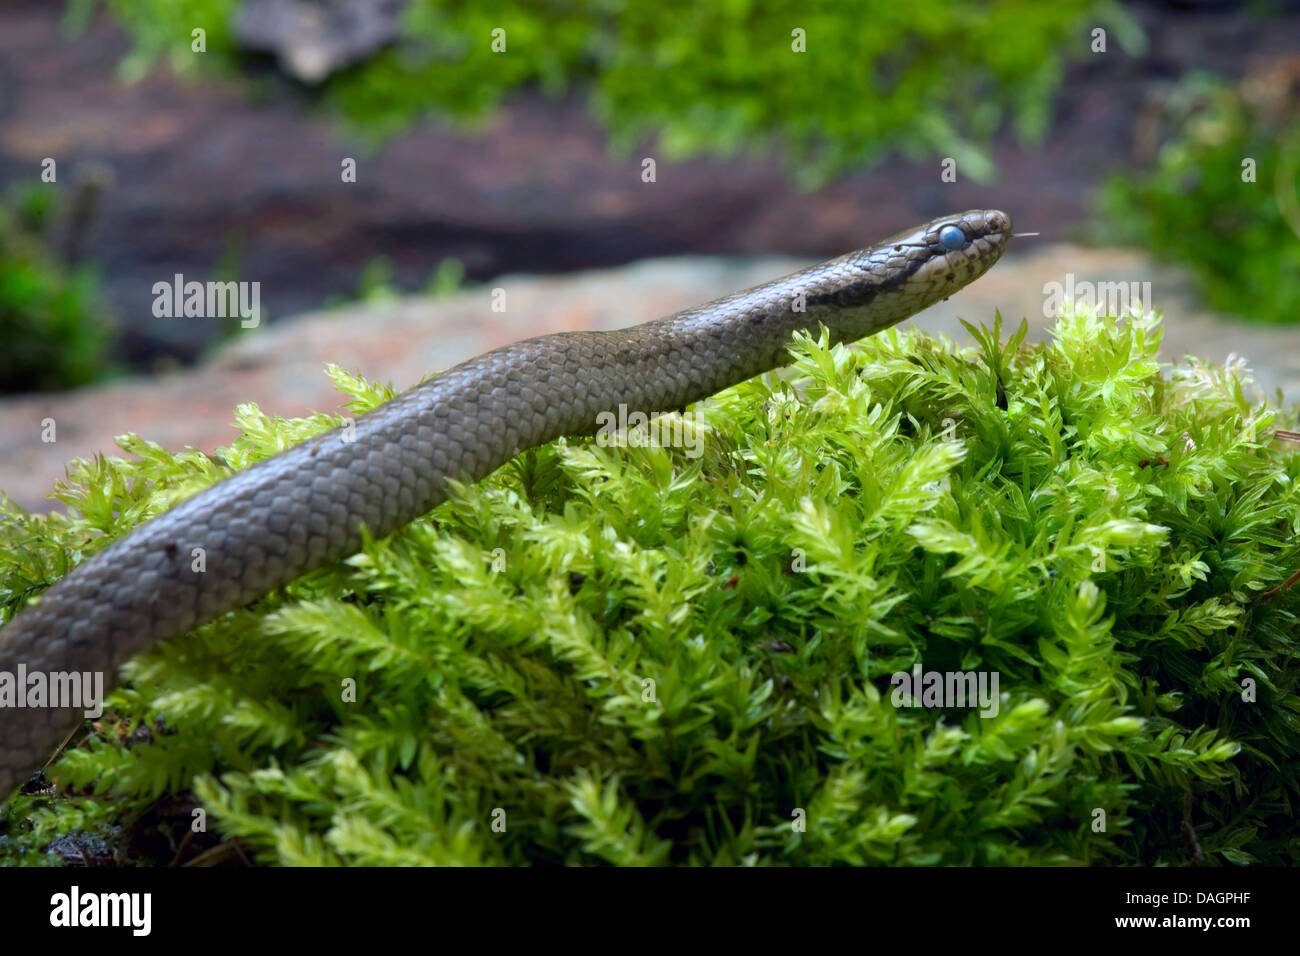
1 0 1299 509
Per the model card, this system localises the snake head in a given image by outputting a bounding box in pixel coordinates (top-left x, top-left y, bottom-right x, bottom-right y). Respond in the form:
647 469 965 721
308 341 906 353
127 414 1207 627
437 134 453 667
898 209 1013 301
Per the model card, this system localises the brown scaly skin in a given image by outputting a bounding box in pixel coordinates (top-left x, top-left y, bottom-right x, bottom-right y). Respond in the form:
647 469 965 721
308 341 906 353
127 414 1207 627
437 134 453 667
0 210 1011 797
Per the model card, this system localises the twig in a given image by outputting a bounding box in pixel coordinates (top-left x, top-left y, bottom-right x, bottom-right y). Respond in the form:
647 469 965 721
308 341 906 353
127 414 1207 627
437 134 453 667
183 841 248 867
1257 566 1300 603
1181 791 1205 866
42 721 85 781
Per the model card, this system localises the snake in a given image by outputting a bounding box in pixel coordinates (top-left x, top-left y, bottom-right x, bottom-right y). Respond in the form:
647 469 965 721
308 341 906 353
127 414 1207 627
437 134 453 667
0 209 1012 798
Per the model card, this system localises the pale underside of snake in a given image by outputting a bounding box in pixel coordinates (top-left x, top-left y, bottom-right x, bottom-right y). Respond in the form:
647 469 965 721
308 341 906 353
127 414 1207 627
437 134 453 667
0 209 1013 797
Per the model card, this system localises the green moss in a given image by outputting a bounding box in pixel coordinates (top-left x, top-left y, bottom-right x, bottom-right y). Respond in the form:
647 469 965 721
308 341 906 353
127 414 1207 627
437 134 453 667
2 309 1298 865
76 0 1138 185
0 188 115 392
1099 71 1300 325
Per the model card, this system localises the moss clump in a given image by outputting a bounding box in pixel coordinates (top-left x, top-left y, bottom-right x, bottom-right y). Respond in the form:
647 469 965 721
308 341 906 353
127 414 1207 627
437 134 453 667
2 309 1298 865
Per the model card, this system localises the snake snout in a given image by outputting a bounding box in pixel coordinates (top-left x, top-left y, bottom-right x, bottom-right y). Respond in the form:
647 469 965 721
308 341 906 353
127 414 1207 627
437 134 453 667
972 209 1013 250
983 209 1011 236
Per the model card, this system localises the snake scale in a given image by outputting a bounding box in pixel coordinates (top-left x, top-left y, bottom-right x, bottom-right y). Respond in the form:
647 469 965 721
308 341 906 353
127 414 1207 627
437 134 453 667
0 209 1012 797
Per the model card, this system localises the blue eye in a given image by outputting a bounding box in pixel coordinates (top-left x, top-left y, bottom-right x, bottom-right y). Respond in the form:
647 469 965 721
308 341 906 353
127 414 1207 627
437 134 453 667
938 225 967 250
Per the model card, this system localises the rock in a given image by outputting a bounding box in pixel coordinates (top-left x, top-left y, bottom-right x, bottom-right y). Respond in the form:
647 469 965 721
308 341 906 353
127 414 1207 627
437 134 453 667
234 0 407 84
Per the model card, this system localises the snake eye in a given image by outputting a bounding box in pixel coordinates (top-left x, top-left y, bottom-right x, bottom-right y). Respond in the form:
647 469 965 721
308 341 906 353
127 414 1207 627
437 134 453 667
938 225 967 251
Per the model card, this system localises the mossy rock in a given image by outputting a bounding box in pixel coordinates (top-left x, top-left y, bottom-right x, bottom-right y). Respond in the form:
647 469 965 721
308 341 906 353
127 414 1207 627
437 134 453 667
2 310 1297 865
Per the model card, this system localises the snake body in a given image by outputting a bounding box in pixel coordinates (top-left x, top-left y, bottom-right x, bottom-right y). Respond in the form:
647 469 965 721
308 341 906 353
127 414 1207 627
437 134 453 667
0 209 1011 797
